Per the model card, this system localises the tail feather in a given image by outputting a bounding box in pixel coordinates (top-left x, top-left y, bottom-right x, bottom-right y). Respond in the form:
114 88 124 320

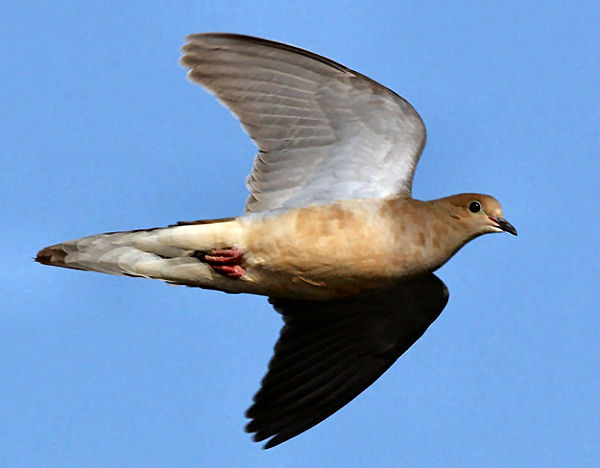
36 230 190 276
36 219 246 291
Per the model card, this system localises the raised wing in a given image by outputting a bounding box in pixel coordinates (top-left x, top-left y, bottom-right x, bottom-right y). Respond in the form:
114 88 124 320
246 274 449 448
180 33 426 213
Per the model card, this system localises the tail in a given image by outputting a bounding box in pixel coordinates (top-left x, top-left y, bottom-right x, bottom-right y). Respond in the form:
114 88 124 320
36 218 246 291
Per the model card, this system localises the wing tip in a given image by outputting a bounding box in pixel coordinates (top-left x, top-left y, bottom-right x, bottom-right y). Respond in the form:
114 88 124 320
244 422 286 450
180 32 352 75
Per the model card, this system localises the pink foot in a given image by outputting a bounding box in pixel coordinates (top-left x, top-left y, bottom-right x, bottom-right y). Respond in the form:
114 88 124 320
202 248 246 279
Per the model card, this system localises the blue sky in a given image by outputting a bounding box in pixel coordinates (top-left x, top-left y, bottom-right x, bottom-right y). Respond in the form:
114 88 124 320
2 1 599 466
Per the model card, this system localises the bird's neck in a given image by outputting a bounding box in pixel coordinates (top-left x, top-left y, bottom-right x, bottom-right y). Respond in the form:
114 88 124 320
387 196 478 273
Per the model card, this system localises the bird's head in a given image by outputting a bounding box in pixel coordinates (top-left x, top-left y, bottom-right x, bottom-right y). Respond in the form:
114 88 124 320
443 193 517 237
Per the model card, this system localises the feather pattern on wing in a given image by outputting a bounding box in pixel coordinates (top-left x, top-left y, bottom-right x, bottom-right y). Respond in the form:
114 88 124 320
180 33 426 213
246 274 448 448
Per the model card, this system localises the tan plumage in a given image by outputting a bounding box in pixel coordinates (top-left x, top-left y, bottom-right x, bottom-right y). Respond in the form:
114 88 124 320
36 33 516 448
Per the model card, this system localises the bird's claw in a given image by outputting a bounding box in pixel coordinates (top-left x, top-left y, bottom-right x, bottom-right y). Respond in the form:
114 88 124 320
201 248 246 279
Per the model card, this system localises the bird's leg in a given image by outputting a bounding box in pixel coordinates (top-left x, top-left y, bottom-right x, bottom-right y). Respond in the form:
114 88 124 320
200 247 246 279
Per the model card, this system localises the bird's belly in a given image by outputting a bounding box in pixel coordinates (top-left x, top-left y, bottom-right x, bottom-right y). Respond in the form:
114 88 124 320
240 220 426 299
243 253 407 299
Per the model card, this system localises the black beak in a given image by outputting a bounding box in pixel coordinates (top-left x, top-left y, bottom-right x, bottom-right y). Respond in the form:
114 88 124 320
493 217 517 236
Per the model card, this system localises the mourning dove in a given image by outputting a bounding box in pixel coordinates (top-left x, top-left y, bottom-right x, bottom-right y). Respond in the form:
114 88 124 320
36 33 517 448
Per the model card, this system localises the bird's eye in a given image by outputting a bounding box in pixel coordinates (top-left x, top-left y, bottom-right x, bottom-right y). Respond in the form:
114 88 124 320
468 201 482 213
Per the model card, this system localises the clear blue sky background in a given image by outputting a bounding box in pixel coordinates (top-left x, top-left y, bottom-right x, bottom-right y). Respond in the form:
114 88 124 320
2 1 598 467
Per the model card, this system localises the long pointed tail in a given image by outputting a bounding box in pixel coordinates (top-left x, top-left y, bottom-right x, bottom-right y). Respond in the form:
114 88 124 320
36 219 245 290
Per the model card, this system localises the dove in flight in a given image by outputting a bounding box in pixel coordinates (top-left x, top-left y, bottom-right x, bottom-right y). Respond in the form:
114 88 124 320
36 33 517 448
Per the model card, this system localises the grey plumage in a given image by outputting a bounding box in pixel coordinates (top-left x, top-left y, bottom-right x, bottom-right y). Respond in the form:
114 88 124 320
181 33 426 213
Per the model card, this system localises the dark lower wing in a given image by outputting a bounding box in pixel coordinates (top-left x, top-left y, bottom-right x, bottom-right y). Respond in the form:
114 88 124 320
246 274 449 448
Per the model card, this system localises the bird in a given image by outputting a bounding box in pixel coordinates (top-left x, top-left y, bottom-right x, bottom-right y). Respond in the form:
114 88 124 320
36 33 517 448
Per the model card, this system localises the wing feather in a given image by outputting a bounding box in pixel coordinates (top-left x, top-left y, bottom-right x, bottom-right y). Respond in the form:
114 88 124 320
180 33 426 213
246 275 449 448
